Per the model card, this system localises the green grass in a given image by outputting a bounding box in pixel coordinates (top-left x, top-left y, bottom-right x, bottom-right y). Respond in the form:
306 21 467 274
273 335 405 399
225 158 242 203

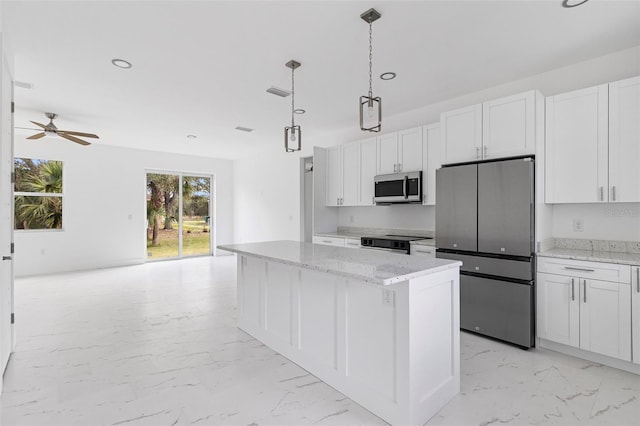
146 219 211 259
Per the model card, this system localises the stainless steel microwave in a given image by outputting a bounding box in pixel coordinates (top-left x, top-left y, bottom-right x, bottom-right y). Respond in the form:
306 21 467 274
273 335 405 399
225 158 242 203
374 171 422 204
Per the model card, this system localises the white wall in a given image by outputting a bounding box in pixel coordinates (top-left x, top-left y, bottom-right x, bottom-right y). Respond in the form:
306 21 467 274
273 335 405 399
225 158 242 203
233 46 640 243
337 205 435 231
552 203 640 241
14 140 233 276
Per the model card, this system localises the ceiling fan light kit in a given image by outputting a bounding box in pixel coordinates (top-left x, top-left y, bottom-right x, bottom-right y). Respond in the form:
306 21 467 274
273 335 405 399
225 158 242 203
284 59 302 153
26 112 99 146
359 8 382 133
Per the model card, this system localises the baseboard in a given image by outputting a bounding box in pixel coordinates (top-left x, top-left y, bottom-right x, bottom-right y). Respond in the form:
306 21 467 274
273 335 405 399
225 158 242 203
538 338 640 375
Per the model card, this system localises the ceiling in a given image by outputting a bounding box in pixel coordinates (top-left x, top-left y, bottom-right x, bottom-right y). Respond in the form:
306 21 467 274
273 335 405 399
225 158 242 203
3 0 640 159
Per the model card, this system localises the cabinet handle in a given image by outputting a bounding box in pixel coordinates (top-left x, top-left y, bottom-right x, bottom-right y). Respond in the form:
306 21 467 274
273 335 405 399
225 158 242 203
583 279 587 303
599 186 604 201
483 145 487 157
563 266 595 272
323 240 331 244
571 278 575 301
476 147 480 159
611 186 616 201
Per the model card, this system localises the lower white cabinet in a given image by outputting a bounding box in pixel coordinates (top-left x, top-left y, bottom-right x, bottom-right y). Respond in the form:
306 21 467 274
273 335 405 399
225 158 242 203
345 238 362 249
632 266 640 364
537 257 631 361
313 236 345 247
410 244 435 258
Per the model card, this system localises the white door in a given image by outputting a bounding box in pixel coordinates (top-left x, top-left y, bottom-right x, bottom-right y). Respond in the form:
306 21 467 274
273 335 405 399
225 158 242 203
359 138 377 206
325 145 342 206
377 132 398 174
397 127 422 172
632 267 640 364
536 273 579 347
342 142 359 206
545 85 608 203
422 124 440 206
482 91 536 159
609 76 640 203
0 54 14 376
579 278 631 361
440 104 482 164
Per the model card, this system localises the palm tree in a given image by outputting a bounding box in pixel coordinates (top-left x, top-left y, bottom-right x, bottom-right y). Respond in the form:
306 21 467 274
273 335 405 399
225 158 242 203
15 161 63 229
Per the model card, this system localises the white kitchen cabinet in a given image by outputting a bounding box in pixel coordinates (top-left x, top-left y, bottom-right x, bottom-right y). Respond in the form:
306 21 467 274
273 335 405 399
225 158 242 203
422 123 441 205
545 84 608 203
410 244 435 258
537 257 631 361
326 145 343 206
482 91 538 159
345 238 362 249
441 104 482 164
359 138 377 206
312 236 345 247
609 76 640 203
632 266 640 364
377 128 423 174
342 141 360 206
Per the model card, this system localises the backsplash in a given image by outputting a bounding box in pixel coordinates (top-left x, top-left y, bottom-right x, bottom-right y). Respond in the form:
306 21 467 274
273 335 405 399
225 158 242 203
553 238 640 254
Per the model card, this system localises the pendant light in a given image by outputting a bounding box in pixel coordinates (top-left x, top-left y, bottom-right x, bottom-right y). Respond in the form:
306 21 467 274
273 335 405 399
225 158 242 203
359 8 382 132
284 60 302 152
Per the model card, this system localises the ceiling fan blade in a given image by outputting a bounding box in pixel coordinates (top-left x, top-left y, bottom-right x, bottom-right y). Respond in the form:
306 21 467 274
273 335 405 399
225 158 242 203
58 130 99 139
26 132 46 140
59 133 91 146
30 121 47 129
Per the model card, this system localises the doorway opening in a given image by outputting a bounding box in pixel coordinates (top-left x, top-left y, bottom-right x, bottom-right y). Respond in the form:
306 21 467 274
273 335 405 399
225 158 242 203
146 172 213 260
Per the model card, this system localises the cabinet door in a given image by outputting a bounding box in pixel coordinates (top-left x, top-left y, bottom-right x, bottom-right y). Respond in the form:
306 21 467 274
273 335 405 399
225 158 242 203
536 273 579 347
422 124 441 205
342 142 360 206
398 127 423 172
325 145 343 206
545 85 608 203
377 132 398 174
609 76 640 203
632 267 640 364
579 278 631 361
482 91 536 159
441 104 482 165
359 138 377 206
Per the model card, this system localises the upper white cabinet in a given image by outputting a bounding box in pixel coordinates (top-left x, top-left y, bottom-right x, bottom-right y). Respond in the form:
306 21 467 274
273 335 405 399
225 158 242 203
546 76 640 204
377 127 423 174
545 85 608 203
422 124 441 206
632 266 639 364
609 76 640 203
326 145 343 206
441 91 540 165
359 138 377 206
441 104 482 164
342 141 360 206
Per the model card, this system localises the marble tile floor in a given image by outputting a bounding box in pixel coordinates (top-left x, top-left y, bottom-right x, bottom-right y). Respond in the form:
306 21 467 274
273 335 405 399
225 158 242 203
1 256 638 426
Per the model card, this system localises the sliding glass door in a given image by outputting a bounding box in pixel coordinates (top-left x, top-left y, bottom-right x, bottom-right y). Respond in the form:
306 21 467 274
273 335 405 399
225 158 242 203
146 172 212 260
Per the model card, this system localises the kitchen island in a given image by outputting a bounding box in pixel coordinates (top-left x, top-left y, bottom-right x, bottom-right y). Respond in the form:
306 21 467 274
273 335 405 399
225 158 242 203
218 241 462 426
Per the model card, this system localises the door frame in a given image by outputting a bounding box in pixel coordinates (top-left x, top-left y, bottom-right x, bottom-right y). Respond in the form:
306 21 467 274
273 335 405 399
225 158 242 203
144 169 215 261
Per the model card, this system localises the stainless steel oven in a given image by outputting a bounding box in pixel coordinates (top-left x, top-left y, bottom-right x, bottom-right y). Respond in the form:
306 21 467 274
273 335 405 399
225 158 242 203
374 171 422 204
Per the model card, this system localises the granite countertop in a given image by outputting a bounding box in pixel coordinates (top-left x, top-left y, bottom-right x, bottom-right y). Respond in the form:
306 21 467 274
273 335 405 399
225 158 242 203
538 248 640 266
218 241 461 285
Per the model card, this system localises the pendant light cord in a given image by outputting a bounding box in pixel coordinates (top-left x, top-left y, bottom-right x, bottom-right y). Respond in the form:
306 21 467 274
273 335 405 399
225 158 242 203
291 66 295 127
368 17 373 99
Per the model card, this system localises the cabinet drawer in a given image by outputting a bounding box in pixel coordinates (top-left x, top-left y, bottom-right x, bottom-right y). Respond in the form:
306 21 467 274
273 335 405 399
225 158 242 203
538 257 631 284
312 236 346 247
345 238 362 249
410 245 435 257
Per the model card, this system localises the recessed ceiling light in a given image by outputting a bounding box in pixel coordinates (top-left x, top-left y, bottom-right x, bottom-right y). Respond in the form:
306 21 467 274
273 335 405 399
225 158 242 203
562 0 589 7
111 58 132 69
380 72 396 80
293 109 306 114
186 135 197 139
235 126 254 132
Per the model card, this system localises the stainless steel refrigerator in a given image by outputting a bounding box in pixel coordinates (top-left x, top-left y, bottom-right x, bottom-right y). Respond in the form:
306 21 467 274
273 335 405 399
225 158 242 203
436 156 535 348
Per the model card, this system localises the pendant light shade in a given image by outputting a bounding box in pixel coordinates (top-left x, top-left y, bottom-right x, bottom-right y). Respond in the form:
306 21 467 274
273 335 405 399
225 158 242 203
359 8 382 132
284 60 302 152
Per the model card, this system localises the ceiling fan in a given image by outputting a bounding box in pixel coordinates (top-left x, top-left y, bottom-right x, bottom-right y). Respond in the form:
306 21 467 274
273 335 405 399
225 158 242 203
24 112 99 146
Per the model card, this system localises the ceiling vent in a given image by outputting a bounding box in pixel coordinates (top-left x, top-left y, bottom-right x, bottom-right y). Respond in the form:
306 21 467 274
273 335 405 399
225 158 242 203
235 126 254 132
266 86 291 97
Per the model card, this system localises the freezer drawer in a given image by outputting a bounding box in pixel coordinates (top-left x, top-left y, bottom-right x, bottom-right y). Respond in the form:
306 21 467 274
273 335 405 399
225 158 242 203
436 164 478 252
460 274 534 348
436 251 533 281
477 158 534 256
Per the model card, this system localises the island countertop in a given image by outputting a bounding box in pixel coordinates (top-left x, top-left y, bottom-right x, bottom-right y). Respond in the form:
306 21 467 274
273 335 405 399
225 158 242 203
218 240 461 285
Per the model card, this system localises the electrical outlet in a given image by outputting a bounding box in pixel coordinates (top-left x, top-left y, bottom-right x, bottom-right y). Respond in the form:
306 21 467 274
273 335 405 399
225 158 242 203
573 219 584 232
382 289 394 307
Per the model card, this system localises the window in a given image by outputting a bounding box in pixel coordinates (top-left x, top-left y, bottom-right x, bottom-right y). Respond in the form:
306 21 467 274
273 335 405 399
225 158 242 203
14 158 63 230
